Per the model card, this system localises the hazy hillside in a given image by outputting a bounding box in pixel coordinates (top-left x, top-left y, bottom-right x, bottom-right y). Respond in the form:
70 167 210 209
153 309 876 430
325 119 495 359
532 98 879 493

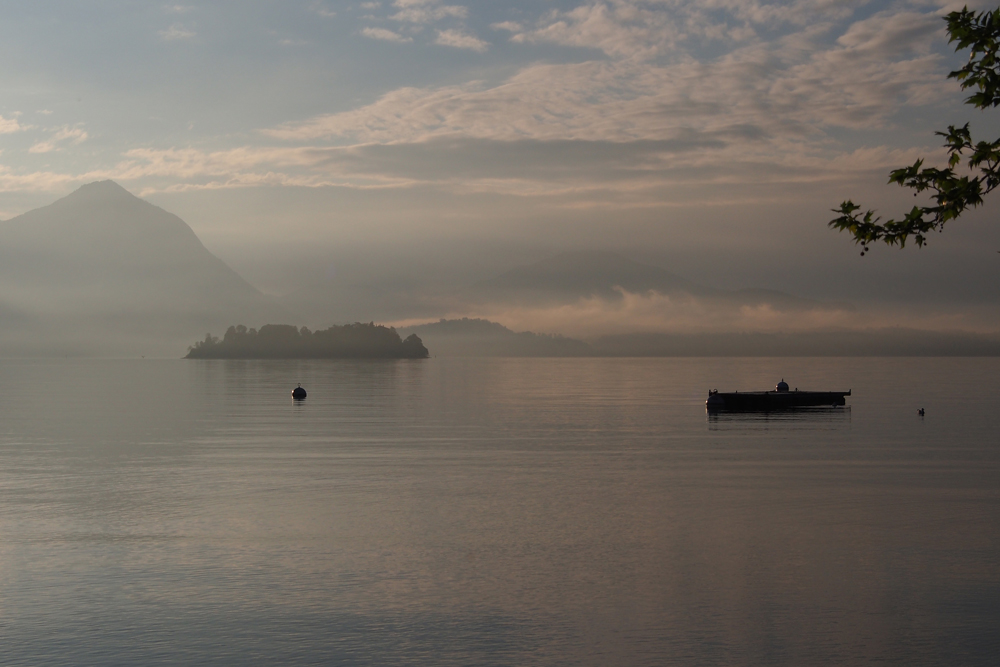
398 318 592 357
0 181 287 356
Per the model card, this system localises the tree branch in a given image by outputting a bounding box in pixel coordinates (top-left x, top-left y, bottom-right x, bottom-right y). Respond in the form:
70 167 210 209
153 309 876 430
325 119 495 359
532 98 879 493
830 7 1000 254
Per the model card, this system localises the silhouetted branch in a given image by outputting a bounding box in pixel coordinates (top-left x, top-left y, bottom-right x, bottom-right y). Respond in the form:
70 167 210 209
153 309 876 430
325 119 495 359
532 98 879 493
831 7 1000 254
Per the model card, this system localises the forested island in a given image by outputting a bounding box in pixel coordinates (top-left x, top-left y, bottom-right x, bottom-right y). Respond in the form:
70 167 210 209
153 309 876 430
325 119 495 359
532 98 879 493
185 323 428 359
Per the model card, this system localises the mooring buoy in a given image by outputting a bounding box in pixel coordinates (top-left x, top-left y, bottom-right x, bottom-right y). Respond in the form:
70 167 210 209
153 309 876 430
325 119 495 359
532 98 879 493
292 384 307 400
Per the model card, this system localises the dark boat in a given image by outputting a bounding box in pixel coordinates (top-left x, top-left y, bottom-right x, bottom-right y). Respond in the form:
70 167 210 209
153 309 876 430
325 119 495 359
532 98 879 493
706 379 850 411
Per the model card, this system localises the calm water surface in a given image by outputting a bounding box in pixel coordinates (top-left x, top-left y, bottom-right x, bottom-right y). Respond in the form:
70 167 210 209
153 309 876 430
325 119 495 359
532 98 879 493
0 357 997 665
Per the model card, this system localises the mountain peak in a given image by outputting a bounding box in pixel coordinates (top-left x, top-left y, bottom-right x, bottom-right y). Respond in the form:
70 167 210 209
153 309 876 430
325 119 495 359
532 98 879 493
67 180 139 203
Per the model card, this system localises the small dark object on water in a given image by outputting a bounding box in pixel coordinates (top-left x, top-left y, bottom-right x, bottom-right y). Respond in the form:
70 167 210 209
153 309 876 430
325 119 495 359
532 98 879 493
292 384 307 400
918 408 925 416
707 379 850 412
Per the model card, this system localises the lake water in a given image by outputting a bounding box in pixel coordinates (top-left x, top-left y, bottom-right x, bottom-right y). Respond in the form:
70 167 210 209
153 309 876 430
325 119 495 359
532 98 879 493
0 357 997 666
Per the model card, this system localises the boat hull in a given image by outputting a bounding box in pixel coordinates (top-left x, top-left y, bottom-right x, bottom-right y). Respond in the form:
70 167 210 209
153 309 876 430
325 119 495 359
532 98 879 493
706 390 849 411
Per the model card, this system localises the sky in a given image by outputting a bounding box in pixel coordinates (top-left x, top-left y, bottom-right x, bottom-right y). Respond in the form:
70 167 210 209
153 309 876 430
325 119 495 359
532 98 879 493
0 0 998 333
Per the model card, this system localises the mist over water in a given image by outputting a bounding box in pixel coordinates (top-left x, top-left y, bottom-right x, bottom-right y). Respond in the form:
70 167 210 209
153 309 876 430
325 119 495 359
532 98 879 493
0 183 995 359
0 357 996 665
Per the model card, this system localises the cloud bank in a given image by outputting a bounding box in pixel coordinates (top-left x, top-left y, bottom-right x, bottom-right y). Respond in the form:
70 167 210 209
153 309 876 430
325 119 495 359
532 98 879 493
0 0 975 202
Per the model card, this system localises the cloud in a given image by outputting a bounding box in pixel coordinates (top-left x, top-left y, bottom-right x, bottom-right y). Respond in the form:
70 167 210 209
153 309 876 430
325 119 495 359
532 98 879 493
47 127 922 206
262 61 692 144
91 145 422 193
53 126 87 143
0 2 967 210
836 9 940 56
767 11 950 128
0 131 934 208
491 21 522 32
0 165 114 193
361 26 412 42
435 29 487 51
259 0 955 181
389 0 467 24
28 126 89 153
159 23 195 40
508 0 886 60
163 4 193 14
510 1 679 59
311 1 336 18
0 116 25 134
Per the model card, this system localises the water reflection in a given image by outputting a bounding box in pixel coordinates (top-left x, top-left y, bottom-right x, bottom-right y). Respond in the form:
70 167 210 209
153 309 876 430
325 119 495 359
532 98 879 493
707 406 851 430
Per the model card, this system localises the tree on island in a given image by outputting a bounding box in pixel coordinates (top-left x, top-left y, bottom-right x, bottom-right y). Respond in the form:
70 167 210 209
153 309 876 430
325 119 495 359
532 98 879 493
830 6 1000 255
186 322 428 359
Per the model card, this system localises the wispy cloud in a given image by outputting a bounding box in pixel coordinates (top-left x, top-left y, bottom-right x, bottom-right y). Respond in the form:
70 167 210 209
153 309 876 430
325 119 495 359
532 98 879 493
390 0 467 24
510 1 679 59
29 126 89 153
159 23 195 41
507 0 881 59
0 165 113 193
491 21 521 33
265 2 952 158
311 1 336 18
435 29 487 51
21 125 917 205
104 3 945 200
361 26 412 42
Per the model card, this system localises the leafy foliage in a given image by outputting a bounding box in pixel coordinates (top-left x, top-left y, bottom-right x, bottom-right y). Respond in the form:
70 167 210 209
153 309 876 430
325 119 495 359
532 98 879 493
830 6 1000 255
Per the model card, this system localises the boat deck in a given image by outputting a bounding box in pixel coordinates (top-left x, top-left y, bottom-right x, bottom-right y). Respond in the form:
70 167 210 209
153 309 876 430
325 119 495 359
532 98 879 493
706 389 850 411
